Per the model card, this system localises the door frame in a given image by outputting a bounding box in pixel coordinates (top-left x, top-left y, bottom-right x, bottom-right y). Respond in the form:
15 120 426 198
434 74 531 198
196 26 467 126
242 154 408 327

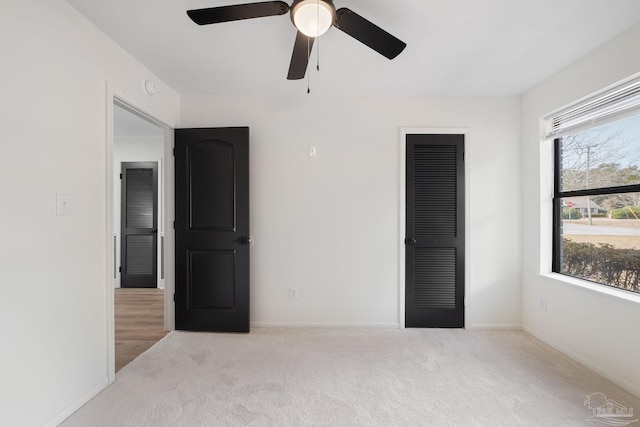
399 127 470 329
105 86 174 384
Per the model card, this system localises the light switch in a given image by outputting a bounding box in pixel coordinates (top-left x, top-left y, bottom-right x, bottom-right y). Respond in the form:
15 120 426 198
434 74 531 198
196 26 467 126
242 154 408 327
56 193 71 216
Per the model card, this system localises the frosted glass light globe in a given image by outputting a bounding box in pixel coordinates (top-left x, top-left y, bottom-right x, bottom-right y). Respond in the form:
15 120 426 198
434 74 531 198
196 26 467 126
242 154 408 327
293 1 334 37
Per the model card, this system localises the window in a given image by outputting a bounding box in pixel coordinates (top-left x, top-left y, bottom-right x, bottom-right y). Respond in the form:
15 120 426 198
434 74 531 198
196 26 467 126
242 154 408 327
550 76 640 294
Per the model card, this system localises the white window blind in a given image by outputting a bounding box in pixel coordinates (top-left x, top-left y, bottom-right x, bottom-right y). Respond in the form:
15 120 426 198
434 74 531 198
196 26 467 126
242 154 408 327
545 74 640 139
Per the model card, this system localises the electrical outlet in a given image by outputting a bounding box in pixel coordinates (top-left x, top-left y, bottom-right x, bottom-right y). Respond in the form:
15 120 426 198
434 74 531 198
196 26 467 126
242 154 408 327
289 288 298 300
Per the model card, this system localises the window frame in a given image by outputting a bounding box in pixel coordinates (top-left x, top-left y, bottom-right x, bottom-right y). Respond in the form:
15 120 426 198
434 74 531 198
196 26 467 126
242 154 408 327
547 73 640 294
552 134 640 291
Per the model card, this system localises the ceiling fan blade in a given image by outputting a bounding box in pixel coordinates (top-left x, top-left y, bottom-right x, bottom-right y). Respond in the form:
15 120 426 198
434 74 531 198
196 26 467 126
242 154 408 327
187 1 289 25
334 8 406 60
287 31 314 80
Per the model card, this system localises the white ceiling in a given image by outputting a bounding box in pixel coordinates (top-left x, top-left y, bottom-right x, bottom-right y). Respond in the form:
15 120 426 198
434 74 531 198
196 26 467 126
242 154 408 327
67 0 640 96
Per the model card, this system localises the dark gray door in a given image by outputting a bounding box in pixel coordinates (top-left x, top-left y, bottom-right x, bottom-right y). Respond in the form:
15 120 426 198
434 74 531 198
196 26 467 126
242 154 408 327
120 162 158 288
174 127 250 332
405 134 465 328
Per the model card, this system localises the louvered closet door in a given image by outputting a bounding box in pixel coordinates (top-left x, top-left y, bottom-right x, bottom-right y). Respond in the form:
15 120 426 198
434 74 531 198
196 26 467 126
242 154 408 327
405 134 464 328
121 162 158 288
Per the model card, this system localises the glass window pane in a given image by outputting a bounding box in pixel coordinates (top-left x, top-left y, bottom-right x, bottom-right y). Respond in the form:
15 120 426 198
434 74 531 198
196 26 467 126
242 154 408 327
558 193 640 293
559 113 640 192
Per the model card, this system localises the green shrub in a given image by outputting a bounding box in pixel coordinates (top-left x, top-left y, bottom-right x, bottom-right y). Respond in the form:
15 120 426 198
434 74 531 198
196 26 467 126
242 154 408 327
611 206 640 219
561 239 640 293
562 208 581 219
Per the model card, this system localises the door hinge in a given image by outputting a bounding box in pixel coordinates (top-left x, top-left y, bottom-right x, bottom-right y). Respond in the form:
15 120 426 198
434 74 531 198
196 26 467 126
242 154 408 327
118 266 121 273
173 293 176 302
173 220 176 229
172 147 175 156
119 173 123 179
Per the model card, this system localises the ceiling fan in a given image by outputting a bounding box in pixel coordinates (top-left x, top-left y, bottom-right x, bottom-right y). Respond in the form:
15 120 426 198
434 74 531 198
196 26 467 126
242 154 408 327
187 0 407 80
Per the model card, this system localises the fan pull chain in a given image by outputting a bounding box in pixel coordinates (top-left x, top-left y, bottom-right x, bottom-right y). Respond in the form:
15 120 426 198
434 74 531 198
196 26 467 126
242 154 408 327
307 36 311 94
316 0 320 71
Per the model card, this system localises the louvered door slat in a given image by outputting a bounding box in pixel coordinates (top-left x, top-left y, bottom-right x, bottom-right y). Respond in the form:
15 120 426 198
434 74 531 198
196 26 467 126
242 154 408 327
125 235 154 275
413 248 456 309
413 145 457 237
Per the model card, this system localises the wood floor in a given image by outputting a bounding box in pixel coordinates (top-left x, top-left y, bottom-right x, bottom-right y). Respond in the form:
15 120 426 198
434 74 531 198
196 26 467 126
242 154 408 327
115 288 167 372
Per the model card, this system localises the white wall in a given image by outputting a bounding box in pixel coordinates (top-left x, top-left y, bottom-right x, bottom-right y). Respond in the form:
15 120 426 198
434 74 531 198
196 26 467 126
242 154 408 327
0 1 179 426
181 95 522 329
521 24 640 396
114 135 165 288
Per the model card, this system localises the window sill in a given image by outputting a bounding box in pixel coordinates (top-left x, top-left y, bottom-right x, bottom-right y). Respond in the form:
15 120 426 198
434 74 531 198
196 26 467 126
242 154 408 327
539 272 640 305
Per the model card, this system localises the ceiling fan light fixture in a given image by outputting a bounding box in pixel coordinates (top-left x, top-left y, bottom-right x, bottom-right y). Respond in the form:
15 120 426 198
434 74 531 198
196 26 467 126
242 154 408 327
186 1 407 80
292 0 334 37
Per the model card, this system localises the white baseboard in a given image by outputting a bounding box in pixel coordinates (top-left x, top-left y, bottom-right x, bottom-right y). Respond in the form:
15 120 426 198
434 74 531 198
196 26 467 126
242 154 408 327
43 377 108 427
251 322 401 329
250 322 522 330
523 326 640 399
467 323 522 330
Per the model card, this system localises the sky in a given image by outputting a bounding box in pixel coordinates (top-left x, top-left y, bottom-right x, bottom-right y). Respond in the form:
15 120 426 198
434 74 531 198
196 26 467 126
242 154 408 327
563 112 640 169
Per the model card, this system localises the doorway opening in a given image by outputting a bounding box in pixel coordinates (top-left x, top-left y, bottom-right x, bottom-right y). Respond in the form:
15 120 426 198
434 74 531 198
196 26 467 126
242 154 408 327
111 101 170 373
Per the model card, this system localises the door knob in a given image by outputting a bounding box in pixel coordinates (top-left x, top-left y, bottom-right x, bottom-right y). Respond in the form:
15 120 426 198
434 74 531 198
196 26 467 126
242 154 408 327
404 238 416 245
235 236 249 245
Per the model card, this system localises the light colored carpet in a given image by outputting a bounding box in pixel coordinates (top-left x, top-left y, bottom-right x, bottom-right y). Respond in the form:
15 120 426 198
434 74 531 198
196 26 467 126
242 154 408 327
61 328 639 426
